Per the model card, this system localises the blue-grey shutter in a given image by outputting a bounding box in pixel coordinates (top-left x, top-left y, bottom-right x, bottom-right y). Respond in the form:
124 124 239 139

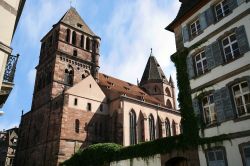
192 98 202 126
186 55 195 79
228 0 238 11
220 87 235 120
205 7 216 25
237 0 246 5
199 12 207 30
211 41 223 66
236 25 250 55
205 45 216 70
214 89 225 123
192 98 200 116
182 26 189 43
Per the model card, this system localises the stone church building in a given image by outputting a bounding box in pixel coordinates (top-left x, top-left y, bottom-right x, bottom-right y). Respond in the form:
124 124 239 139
15 8 181 165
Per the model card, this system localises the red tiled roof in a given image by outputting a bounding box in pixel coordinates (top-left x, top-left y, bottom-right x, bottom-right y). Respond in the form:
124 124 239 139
98 73 163 106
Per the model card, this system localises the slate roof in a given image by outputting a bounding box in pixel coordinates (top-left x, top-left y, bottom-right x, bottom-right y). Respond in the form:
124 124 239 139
59 7 96 36
98 73 163 106
140 51 167 85
166 0 201 31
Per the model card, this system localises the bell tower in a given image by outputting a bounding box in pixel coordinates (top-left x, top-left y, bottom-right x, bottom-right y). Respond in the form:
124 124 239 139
140 49 176 109
31 7 101 109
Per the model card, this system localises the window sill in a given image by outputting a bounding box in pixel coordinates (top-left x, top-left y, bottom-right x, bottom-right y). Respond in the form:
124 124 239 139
221 54 244 66
234 115 250 122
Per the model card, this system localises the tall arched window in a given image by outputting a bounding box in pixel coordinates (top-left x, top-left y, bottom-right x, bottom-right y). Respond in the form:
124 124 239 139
165 87 171 96
166 99 172 108
148 114 155 141
66 29 71 43
75 119 80 133
64 66 74 86
72 31 76 45
86 37 90 50
80 35 84 48
158 116 163 138
172 120 177 136
129 110 137 145
165 118 171 137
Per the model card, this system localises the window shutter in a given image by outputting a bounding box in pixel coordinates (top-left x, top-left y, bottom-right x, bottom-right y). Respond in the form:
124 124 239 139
199 12 207 30
205 7 215 26
205 45 216 70
211 41 223 66
236 25 250 55
228 0 238 11
192 98 202 126
237 0 246 5
221 87 235 120
186 55 195 79
182 26 190 43
214 89 225 123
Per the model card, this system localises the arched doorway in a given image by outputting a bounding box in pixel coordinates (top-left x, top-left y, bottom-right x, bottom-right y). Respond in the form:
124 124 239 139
165 157 188 166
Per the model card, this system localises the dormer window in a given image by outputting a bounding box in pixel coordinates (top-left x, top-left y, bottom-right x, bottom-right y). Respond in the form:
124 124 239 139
73 50 77 56
77 23 83 28
190 19 201 37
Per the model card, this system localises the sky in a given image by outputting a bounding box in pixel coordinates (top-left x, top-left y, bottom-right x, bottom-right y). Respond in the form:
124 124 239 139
0 0 181 130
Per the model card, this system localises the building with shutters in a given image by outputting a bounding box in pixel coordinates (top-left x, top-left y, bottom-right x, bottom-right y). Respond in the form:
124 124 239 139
15 7 181 165
0 127 18 166
166 0 250 165
0 0 25 110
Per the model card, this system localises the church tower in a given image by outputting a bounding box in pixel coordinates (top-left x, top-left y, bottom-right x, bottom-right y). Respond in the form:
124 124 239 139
140 50 176 109
32 7 101 109
16 8 102 166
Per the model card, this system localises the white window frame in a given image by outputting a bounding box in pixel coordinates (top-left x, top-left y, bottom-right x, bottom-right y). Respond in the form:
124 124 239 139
222 33 240 62
207 148 227 166
194 51 207 75
232 81 250 117
215 0 230 20
190 19 201 37
202 94 217 125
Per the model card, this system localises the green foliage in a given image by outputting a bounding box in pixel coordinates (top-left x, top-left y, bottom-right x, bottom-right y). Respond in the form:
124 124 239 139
63 143 122 166
171 48 199 143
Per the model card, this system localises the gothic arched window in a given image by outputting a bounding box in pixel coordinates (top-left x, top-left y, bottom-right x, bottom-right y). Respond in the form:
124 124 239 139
158 116 163 138
66 28 71 43
86 37 90 51
166 99 172 109
75 119 80 133
165 118 171 137
80 35 84 48
64 66 74 86
165 87 171 96
129 110 137 145
72 31 76 45
172 120 177 136
148 114 155 141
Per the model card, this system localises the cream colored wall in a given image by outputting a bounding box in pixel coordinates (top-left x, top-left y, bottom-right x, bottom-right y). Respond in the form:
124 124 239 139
198 136 250 166
122 99 181 146
0 0 21 89
110 154 161 166
0 0 20 45
66 75 108 115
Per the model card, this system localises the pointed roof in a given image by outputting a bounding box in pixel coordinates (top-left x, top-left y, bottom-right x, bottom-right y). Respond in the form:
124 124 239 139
59 7 96 36
169 75 174 87
140 50 167 85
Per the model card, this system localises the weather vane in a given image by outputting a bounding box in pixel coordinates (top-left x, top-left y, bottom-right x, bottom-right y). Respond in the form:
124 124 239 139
70 0 75 7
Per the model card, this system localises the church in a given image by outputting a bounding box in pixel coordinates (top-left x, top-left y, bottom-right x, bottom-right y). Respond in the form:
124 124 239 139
15 8 181 165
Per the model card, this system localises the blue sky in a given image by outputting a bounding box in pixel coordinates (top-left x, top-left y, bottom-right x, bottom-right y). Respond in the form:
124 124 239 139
0 0 180 130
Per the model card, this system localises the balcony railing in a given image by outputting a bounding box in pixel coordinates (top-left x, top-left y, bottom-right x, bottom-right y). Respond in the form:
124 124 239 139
3 54 19 83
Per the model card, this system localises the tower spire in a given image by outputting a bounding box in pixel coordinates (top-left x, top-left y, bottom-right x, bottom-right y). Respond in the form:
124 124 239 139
150 48 153 57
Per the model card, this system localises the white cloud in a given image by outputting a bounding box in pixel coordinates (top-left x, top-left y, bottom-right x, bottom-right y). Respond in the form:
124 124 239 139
101 0 180 85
